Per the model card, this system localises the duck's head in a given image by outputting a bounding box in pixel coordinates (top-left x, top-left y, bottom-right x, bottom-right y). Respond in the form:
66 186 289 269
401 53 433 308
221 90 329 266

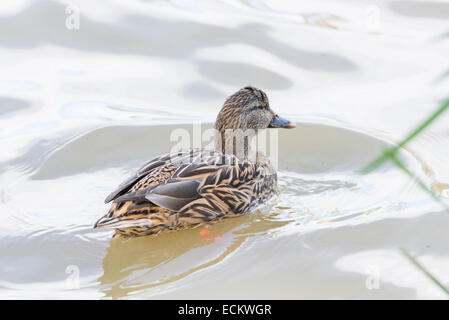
215 86 295 132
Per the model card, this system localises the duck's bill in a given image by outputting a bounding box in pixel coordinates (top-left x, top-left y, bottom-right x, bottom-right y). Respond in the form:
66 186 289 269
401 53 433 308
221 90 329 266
268 115 296 129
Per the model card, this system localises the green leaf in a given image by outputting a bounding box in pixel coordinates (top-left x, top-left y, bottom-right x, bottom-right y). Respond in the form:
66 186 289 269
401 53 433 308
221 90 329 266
360 97 449 174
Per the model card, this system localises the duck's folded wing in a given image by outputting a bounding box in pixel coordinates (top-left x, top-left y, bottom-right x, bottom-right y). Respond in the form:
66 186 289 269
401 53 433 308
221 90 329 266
104 159 166 203
145 179 202 211
146 159 265 220
104 150 202 204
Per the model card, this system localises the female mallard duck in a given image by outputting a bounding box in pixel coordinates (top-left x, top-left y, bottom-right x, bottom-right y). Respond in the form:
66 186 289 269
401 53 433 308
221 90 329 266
94 86 295 238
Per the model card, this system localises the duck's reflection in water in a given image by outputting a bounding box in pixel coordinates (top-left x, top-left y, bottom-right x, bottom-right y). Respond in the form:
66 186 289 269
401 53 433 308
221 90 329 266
98 209 290 299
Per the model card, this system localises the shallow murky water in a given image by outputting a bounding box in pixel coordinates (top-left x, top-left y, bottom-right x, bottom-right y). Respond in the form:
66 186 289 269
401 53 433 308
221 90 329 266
1 0 449 299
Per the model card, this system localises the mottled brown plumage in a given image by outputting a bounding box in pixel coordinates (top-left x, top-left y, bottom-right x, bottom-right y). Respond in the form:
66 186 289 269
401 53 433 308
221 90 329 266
94 86 295 238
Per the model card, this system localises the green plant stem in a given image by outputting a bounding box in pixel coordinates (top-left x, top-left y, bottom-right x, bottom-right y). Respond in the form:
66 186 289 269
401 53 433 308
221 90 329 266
401 248 449 296
390 155 449 212
360 97 449 174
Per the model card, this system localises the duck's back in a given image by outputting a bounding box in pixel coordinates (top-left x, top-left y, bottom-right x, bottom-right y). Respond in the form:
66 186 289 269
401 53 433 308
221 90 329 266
95 149 277 238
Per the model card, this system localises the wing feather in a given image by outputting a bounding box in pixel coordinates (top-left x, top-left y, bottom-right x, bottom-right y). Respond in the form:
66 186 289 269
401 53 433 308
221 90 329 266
146 179 201 211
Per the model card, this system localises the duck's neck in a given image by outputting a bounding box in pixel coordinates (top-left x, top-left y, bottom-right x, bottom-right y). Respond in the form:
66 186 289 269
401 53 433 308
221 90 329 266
214 128 268 163
214 128 250 158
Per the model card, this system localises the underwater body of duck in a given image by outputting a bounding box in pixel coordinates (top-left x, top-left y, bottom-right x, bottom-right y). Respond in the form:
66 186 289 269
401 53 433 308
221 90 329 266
94 86 296 238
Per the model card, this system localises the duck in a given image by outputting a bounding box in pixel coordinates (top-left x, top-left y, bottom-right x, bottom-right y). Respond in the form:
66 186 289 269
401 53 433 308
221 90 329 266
94 86 295 238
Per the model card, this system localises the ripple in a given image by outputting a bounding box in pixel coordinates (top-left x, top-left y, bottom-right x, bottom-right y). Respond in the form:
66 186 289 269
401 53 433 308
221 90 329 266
388 1 449 19
0 225 106 288
196 60 293 90
213 0 345 28
0 97 32 117
0 80 41 92
59 101 197 122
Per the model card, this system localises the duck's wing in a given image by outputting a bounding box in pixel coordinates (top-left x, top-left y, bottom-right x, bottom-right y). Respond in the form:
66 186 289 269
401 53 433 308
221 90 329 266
104 149 207 204
107 150 274 220
171 156 275 221
141 153 274 221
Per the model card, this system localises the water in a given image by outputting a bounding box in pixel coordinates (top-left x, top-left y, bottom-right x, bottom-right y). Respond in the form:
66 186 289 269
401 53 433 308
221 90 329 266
1 0 449 299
